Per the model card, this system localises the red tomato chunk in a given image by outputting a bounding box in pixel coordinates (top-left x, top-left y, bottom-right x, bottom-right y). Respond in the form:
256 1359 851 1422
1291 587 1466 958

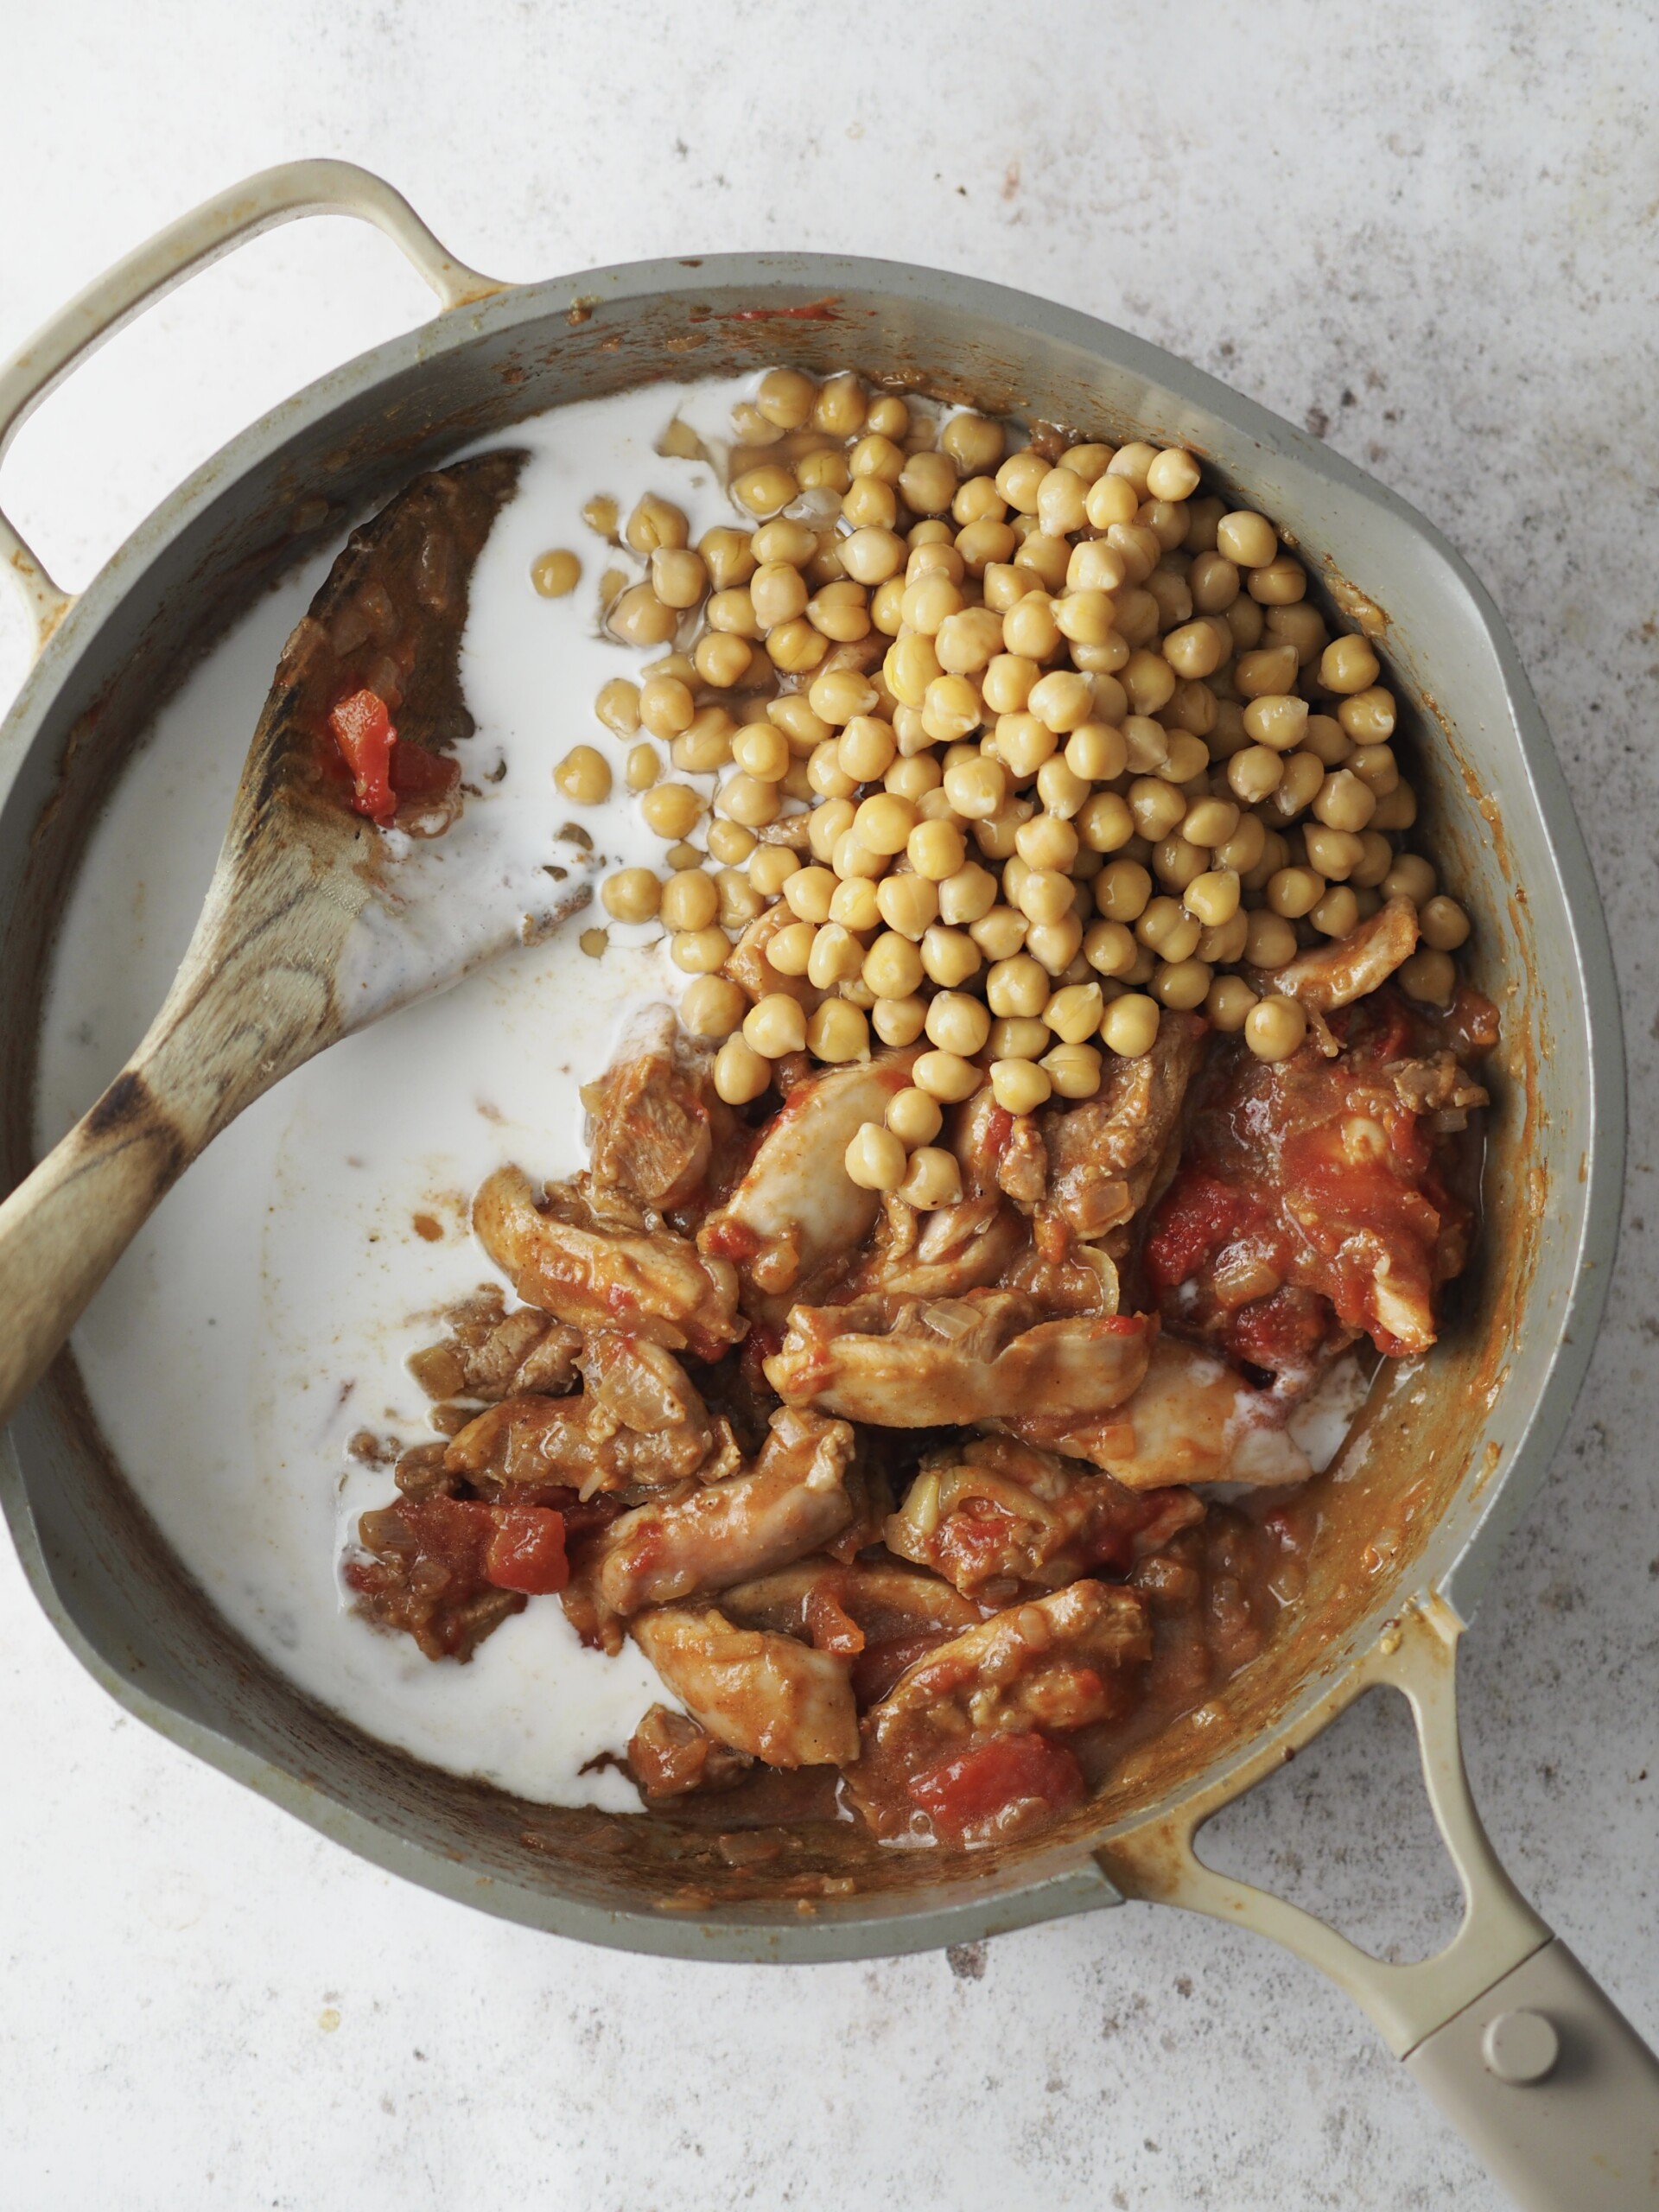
906 1731 1086 1840
483 1505 570 1596
329 688 398 822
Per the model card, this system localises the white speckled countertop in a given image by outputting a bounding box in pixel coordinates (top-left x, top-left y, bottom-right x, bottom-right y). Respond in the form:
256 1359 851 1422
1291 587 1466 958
2 6 1656 2205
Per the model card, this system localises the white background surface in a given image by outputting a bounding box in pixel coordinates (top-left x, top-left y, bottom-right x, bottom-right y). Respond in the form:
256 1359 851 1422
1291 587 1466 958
3 5 1656 2206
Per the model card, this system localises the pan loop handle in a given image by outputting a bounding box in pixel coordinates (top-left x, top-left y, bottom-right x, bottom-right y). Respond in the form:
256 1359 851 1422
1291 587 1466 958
1099 1596 1659 2209
0 159 505 654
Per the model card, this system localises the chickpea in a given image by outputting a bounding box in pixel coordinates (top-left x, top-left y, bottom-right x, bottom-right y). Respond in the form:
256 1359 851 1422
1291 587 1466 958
1235 645 1300 702
1247 554 1306 607
920 992 988 1060
762 918 815 977
1077 470 1133 530
1095 858 1153 922
876 873 940 940
1346 743 1400 797
608 584 678 648
720 772 780 829
1037 1041 1099 1100
714 1035 771 1104
671 925 731 976
872 994 927 1047
1243 694 1310 753
732 463 798 517
640 781 703 840
898 449 959 517
645 546 704 612
625 494 690 554
1370 782 1419 831
939 861 1000 926
806 581 872 644
1245 908 1299 969
1311 885 1360 938
741 993 806 1059
941 412 1003 472
731 723 789 785
753 367 816 429
1399 946 1457 1007
1408 893 1468 953
842 475 899 531
908 818 967 882
1137 898 1203 962
1100 992 1160 1058
812 372 867 436
657 868 717 933
1182 797 1240 849
1198 911 1250 966
1013 810 1079 874
1028 913 1084 976
1040 982 1103 1044
531 548 582 598
1226 595 1266 653
862 931 925 999
1216 511 1277 568
1215 813 1267 877
923 675 986 745
663 978 743 1050
847 791 912 857
808 668 879 728
849 432 906 484
1184 868 1241 928
999 594 1062 663
807 1000 871 1065
912 1054 983 1108
747 560 808 630
1228 744 1285 804
1269 751 1328 821
1128 779 1188 842
1154 957 1213 1010
944 755 1007 820
1319 633 1382 695
843 1120 906 1192
777 864 833 928
1244 994 1308 1063
876 1087 938 1153
1155 835 1209 893
830 875 881 932
1082 918 1138 978
987 953 1051 1019
553 745 612 804
1158 730 1211 785
981 1057 1047 1116
1202 976 1255 1033
1304 824 1365 881
1351 830 1395 890
1310 768 1376 836
1266 866 1325 918
897 1142 966 1208
920 925 982 988
601 867 662 923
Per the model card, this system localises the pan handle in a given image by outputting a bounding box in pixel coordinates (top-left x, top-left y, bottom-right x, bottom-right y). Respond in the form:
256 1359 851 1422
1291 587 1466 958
0 159 505 652
1100 1597 1659 2209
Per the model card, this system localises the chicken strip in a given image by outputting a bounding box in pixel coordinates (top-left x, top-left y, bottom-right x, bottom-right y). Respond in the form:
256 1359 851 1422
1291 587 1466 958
849 1579 1152 1841
887 1433 1205 1601
631 1605 859 1768
406 1285 582 1403
580 1002 741 1217
698 1052 919 1309
1001 1333 1312 1491
1251 895 1418 1012
595 1407 861 1617
1041 1009 1205 1240
474 1164 742 1361
764 1291 1152 1428
444 1385 740 1495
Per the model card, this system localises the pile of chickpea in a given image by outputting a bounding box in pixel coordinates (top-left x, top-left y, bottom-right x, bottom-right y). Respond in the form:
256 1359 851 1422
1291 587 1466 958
539 367 1471 1209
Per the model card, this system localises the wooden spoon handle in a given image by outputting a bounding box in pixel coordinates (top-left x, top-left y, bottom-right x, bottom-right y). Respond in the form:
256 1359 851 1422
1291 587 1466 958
0 1065 199 1427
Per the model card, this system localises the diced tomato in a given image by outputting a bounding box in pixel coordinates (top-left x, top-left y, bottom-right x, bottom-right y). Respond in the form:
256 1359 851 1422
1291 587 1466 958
1146 1173 1261 1292
906 1731 1086 1838
329 689 399 822
482 1505 569 1596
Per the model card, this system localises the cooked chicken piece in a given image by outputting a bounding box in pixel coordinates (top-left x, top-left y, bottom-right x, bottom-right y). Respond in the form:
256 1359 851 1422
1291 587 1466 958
626 1703 754 1800
849 1579 1152 1840
764 1291 1152 1428
698 1052 919 1307
1389 1049 1491 1126
1001 1333 1312 1491
406 1285 582 1402
474 1164 742 1361
580 1003 741 1217
631 1605 860 1767
444 1387 741 1495
887 1433 1205 1600
843 1187 1027 1302
721 1555 983 1644
577 1329 715 1450
1041 1010 1205 1239
594 1407 861 1617
1255 896 1419 1012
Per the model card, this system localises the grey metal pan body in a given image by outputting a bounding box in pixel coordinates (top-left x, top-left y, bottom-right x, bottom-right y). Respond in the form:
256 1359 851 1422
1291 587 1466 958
0 195 1624 1977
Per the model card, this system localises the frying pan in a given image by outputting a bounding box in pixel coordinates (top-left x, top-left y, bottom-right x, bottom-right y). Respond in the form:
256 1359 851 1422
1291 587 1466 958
0 162 1651 2207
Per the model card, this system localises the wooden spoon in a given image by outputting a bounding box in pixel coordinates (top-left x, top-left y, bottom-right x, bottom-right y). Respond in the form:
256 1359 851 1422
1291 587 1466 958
0 451 591 1426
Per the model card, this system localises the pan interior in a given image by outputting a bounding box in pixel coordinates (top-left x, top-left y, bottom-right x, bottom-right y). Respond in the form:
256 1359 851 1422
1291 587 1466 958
0 261 1602 1947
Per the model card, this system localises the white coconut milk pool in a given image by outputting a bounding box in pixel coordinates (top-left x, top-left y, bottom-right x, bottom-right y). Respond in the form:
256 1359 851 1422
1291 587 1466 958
35 373 1367 1812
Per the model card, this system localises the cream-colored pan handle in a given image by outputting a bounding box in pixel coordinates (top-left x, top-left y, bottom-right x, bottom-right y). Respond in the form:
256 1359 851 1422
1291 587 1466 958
0 159 504 652
1102 1598 1659 2208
